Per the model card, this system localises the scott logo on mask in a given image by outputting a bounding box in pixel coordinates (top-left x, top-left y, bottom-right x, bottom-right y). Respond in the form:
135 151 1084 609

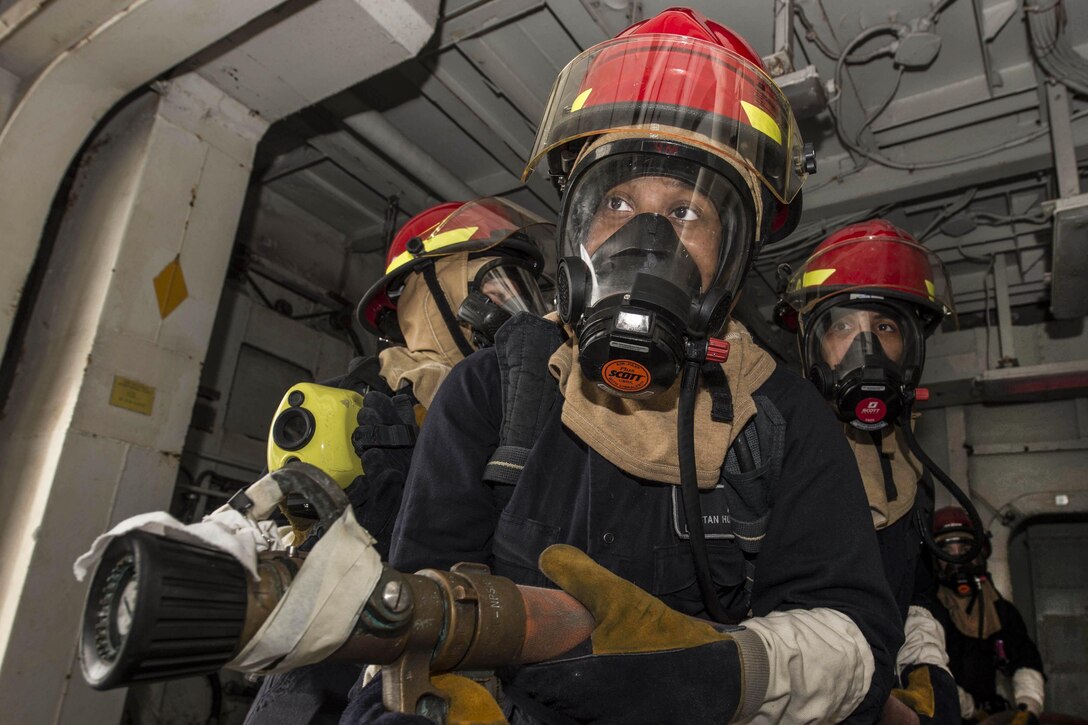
602 359 652 393
855 397 887 424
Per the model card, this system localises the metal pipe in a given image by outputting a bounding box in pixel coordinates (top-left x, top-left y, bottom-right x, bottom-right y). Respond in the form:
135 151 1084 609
247 259 336 307
340 108 477 202
763 0 795 76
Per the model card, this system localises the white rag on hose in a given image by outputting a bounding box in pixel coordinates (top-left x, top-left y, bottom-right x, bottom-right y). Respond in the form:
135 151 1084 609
73 471 384 674
74 475 288 582
227 508 382 673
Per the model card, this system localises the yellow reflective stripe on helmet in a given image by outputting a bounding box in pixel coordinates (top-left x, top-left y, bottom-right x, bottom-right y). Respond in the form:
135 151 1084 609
385 226 481 275
802 268 836 287
740 101 782 145
925 279 936 300
571 88 593 113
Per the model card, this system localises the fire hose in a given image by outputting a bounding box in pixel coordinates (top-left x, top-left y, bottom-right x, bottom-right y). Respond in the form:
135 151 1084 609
75 463 593 722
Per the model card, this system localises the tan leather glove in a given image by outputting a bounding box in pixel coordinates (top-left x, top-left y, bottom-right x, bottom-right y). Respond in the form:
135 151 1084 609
890 663 958 723
430 673 506 725
498 544 769 723
538 543 731 654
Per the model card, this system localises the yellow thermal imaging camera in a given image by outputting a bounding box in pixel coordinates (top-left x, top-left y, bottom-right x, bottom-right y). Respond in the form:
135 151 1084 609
267 383 363 489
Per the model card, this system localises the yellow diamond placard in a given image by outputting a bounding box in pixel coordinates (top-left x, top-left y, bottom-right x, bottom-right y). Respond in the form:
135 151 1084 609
153 255 188 319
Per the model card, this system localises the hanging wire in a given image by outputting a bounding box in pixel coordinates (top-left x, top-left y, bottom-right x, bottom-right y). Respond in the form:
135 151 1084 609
856 67 905 142
821 6 1088 173
794 3 842 60
381 194 401 257
919 189 979 241
1026 0 1088 97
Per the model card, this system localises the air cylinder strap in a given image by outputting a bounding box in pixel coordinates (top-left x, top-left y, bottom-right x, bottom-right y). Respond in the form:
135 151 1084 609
483 313 565 485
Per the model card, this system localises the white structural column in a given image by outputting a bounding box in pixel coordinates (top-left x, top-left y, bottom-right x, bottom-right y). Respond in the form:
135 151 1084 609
0 76 266 724
0 0 290 358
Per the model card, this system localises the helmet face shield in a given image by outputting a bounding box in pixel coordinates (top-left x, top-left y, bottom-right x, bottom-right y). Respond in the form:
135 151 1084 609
561 151 754 319
524 33 807 204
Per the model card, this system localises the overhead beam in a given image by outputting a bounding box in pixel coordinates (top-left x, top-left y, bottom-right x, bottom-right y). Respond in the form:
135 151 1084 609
260 144 326 183
433 0 543 51
1045 82 1082 199
285 115 440 214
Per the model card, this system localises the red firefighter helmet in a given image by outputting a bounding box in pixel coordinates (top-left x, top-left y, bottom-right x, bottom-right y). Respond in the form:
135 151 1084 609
932 506 991 558
356 198 552 339
787 220 953 333
523 6 809 243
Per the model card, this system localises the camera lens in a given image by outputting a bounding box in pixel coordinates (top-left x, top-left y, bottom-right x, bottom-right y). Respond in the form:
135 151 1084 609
272 407 316 451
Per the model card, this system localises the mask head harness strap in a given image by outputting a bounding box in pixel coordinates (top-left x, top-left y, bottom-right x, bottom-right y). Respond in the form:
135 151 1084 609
409 239 477 358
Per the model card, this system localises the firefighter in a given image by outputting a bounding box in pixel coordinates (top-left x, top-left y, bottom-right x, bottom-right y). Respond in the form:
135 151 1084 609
356 197 554 409
349 8 903 723
930 507 1045 724
784 219 961 723
245 198 552 725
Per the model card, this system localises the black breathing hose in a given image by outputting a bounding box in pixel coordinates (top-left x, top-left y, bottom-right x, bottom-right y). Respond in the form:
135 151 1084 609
899 395 988 565
677 359 731 623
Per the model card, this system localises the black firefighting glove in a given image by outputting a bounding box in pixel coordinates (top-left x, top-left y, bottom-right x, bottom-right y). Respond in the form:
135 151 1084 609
340 671 505 725
499 544 768 724
890 663 959 724
345 391 418 560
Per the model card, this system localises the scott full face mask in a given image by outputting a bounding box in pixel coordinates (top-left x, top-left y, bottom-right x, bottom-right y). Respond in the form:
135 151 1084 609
457 256 552 348
803 300 926 430
932 506 992 594
556 140 758 397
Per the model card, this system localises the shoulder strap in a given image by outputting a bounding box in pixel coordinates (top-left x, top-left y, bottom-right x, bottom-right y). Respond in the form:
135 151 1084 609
483 313 565 485
719 393 787 609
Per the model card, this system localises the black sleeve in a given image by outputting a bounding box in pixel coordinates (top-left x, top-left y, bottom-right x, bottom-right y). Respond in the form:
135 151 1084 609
998 600 1045 676
388 350 505 573
749 368 904 724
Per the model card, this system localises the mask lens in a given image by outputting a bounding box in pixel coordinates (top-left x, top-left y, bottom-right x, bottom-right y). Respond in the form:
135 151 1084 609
805 302 922 383
474 263 550 316
561 153 753 312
